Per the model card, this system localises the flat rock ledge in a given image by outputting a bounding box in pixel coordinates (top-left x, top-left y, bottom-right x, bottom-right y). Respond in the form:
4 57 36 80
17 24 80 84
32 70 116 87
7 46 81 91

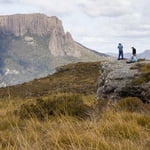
97 60 150 103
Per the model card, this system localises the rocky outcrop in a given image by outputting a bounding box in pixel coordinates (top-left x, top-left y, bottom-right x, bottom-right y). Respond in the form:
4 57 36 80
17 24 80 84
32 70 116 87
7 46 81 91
0 13 64 36
97 60 150 103
0 13 81 57
63 32 81 57
49 30 81 57
49 28 65 56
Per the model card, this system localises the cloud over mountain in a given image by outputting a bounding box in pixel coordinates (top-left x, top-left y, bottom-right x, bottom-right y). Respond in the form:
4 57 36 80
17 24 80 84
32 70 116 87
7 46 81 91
0 0 150 53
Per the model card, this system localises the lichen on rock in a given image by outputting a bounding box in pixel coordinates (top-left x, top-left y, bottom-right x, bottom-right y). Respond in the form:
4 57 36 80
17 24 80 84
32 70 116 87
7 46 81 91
97 60 150 103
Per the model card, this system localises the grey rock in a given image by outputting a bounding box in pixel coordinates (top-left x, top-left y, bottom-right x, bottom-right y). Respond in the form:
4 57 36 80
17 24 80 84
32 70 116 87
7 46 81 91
97 60 150 102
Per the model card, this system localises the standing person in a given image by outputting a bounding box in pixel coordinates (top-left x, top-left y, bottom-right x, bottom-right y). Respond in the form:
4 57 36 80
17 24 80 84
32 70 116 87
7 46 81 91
117 43 124 60
132 47 136 56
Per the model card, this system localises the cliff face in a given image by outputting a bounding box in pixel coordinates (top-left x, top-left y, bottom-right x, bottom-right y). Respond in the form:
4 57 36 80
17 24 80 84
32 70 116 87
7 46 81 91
0 13 80 57
49 30 81 57
0 13 64 36
0 13 106 87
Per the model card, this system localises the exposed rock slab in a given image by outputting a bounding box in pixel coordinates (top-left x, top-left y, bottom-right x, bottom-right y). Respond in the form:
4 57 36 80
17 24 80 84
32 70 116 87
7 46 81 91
97 60 150 103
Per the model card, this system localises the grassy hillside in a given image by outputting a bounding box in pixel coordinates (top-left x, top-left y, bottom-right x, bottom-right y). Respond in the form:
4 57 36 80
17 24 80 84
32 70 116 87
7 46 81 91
0 95 150 150
0 62 101 99
0 61 150 150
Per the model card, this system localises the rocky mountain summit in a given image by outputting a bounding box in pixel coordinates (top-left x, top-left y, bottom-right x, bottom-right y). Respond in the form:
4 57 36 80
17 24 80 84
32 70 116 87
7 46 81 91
0 13 80 57
97 60 150 103
0 13 107 87
0 14 62 36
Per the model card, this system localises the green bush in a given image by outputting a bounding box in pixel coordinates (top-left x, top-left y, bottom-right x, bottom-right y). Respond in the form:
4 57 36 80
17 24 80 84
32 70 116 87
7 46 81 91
116 97 144 112
18 94 90 120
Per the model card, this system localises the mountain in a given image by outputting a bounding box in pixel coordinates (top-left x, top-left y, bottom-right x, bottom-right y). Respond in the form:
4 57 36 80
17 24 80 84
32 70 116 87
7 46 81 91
0 13 107 87
107 50 150 59
107 52 132 58
138 50 150 59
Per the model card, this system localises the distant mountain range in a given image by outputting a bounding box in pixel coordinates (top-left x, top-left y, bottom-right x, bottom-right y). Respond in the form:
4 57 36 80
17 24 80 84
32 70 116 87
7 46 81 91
0 13 107 87
107 50 150 59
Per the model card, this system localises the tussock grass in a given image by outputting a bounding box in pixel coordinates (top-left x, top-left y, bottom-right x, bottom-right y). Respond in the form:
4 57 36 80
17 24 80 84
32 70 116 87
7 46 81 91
116 97 145 112
0 62 149 149
18 93 91 120
132 63 150 85
0 96 150 150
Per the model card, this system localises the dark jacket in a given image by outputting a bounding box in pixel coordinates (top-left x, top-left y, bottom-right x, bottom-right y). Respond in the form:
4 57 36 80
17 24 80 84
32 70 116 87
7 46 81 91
132 47 136 55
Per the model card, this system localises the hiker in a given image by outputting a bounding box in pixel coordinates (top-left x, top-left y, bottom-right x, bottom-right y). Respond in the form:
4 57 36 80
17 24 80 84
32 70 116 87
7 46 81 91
126 47 137 63
132 47 136 56
117 43 124 60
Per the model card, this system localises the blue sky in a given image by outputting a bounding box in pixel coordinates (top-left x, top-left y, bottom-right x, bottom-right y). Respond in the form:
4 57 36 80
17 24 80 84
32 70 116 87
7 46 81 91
0 0 150 53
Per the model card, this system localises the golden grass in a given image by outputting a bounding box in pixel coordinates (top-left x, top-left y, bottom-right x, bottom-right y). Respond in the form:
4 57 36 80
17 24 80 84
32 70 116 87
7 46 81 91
0 96 150 150
18 93 92 120
0 62 149 149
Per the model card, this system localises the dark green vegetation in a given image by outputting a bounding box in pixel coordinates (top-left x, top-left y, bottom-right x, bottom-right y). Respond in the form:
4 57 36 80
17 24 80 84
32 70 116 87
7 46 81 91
0 62 101 99
18 94 90 120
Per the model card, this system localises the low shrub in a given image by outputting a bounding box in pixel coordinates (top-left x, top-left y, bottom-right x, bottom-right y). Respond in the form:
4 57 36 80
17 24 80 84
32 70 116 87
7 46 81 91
116 97 144 112
18 94 90 120
19 102 47 120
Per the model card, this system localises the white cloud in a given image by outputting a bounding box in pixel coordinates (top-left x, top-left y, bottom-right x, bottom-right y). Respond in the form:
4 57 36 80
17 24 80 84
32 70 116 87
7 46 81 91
79 0 134 17
0 0 150 53
22 0 81 16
